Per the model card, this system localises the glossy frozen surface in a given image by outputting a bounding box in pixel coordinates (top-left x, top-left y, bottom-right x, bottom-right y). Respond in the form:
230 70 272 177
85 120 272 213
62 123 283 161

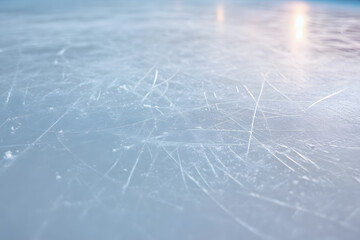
0 0 360 239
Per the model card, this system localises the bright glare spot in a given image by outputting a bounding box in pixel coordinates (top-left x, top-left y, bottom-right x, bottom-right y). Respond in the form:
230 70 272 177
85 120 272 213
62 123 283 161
289 2 309 42
295 15 305 28
295 15 305 40
216 4 225 23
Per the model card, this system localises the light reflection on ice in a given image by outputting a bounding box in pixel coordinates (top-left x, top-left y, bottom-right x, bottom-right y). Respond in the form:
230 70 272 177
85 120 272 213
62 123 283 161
216 4 225 23
292 2 308 41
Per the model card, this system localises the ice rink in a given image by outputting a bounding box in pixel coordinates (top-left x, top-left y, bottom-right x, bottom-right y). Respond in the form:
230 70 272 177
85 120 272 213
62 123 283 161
0 0 360 239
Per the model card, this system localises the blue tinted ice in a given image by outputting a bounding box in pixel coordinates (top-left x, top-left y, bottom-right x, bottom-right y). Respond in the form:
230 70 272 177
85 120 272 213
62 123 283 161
0 0 360 239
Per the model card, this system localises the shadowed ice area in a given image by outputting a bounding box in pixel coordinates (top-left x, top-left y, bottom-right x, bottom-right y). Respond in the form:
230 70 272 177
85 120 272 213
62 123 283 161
0 0 360 239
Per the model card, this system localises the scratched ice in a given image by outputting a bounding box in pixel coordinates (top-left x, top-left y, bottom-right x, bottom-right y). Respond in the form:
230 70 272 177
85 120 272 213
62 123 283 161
0 0 360 239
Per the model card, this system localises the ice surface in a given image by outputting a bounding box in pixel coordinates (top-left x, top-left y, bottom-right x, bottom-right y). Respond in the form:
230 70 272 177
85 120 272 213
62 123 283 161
0 0 360 239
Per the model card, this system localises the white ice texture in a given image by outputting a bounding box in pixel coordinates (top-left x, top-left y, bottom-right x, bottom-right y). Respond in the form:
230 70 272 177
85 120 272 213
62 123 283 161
0 0 360 239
